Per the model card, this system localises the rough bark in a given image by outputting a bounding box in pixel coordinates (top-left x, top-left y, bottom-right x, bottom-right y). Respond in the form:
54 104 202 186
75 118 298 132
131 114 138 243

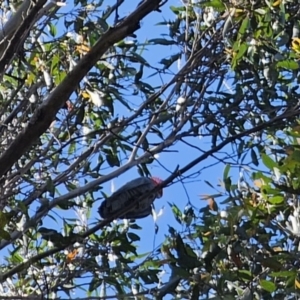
0 0 164 178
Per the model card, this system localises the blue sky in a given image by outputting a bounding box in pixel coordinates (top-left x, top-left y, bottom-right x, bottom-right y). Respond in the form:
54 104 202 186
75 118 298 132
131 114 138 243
105 0 235 246
51 0 240 296
1 0 244 297
83 2 241 298
24 0 296 298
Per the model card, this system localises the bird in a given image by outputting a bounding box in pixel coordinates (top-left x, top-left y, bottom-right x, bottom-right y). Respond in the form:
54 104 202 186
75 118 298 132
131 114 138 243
98 177 163 220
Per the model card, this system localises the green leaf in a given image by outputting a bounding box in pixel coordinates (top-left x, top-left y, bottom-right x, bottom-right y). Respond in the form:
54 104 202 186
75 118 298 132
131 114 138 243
268 195 284 204
136 81 155 93
148 38 177 45
204 180 215 189
75 104 85 125
46 177 55 198
127 232 140 242
276 60 299 70
238 17 249 36
238 270 253 281
269 270 296 277
169 202 182 224
99 61 115 70
224 177 232 193
48 23 57 37
223 164 230 181
253 171 272 184
201 0 226 10
291 150 300 162
11 253 24 264
159 53 181 68
170 6 186 14
51 54 60 73
128 52 149 65
68 141 76 155
235 43 248 60
251 149 259 166
172 266 190 278
255 8 267 14
260 279 276 293
89 278 102 292
261 153 277 170
106 150 120 167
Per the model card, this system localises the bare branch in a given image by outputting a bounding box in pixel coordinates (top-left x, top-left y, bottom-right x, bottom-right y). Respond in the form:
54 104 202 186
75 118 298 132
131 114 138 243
0 0 165 178
0 103 297 281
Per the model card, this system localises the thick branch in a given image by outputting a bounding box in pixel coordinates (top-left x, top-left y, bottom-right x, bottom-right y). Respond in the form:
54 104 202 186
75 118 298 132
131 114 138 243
0 0 164 178
0 105 298 281
0 0 48 74
0 1 32 40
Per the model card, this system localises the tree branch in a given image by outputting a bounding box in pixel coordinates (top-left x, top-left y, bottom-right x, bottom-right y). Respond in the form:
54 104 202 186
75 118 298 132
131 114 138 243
0 104 298 281
0 0 164 178
0 0 48 75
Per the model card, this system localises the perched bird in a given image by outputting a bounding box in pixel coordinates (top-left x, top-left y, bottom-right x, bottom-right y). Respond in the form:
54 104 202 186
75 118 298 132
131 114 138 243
98 177 163 220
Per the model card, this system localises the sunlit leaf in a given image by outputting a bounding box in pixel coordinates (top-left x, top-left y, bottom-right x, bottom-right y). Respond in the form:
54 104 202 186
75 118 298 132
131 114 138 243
260 279 276 293
261 153 278 170
276 60 299 70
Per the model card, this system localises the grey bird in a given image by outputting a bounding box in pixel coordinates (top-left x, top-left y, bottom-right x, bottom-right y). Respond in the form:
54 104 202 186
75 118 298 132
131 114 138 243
98 177 163 220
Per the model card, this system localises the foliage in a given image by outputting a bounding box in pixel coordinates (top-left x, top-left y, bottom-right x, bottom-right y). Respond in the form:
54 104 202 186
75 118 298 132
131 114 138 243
1 0 300 299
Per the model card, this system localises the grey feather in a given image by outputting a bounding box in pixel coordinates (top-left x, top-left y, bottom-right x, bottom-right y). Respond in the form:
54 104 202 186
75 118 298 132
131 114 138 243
98 177 161 219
